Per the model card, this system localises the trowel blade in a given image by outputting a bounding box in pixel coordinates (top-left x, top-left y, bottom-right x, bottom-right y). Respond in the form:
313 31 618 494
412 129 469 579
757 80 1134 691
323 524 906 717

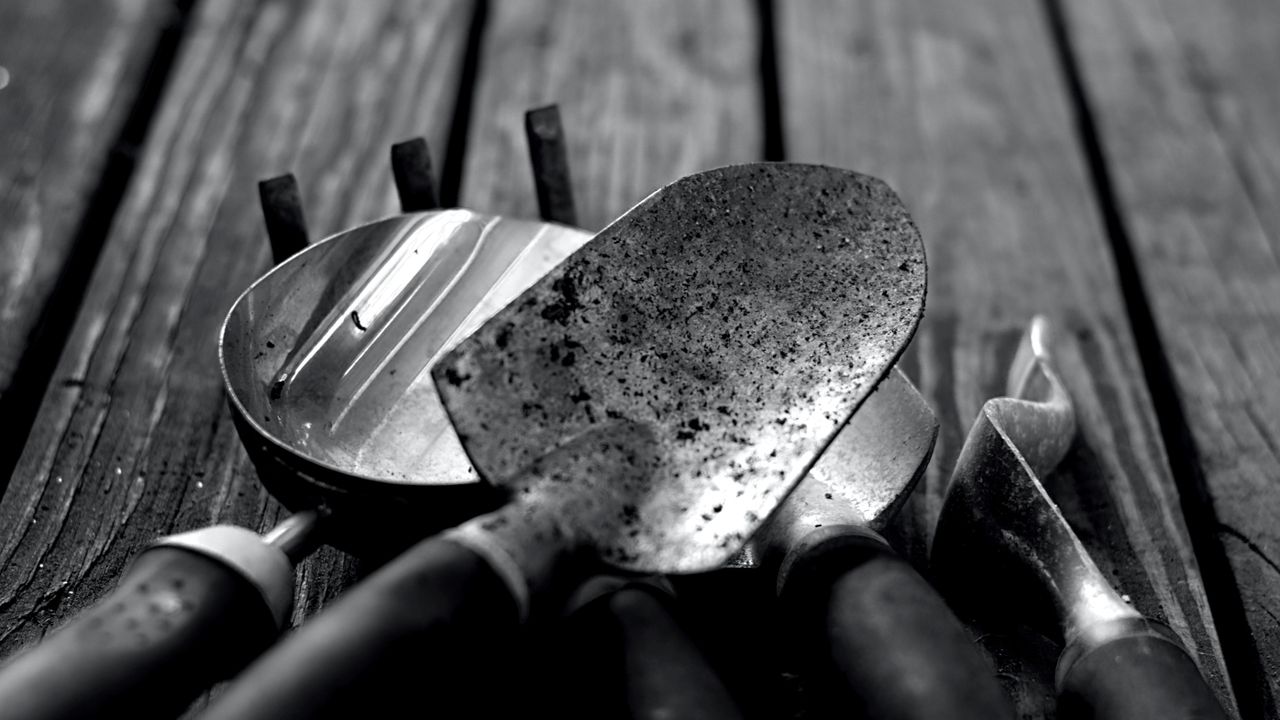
433 163 926 573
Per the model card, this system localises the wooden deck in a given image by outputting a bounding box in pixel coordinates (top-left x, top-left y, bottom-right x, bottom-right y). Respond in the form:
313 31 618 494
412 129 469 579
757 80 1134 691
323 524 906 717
1 1 1276 717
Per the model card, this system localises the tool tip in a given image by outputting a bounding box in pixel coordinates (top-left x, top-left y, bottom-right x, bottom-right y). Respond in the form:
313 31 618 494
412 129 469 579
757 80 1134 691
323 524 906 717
1007 314 1055 399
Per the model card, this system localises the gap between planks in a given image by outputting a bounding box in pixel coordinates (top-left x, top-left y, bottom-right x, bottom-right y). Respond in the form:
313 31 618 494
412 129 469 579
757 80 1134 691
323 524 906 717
0 0 197 503
1041 0 1265 716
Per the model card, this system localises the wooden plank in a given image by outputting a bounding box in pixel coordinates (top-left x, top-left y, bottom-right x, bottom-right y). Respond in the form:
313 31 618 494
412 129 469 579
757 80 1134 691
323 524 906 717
0 0 172 482
778 0 1237 716
1061 0 1280 714
0 0 472 670
459 0 762 230
458 1 788 714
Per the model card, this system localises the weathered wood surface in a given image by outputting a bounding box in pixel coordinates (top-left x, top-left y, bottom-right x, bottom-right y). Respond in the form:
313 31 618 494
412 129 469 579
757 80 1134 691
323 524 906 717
2 1 1273 718
459 1 789 715
0 0 471 671
1062 0 1280 715
0 0 171 485
459 0 763 231
778 0 1238 716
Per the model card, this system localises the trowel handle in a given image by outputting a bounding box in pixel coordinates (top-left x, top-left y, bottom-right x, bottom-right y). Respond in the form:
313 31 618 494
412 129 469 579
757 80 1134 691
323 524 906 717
563 579 745 720
1057 618 1228 720
0 526 293 720
198 535 521 720
779 528 1014 720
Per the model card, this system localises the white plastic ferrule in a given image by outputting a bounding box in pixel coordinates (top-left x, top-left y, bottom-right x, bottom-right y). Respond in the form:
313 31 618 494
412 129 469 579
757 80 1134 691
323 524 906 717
153 525 295 629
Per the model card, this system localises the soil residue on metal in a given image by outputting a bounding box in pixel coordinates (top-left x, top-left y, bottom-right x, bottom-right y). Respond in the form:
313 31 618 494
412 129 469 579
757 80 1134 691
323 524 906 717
432 163 926 574
540 274 583 325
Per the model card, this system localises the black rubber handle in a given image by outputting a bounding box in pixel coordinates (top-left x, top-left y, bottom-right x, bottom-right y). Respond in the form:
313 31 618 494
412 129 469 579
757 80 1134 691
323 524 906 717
0 547 279 720
1057 619 1229 720
779 532 1015 720
198 535 520 720
560 582 744 720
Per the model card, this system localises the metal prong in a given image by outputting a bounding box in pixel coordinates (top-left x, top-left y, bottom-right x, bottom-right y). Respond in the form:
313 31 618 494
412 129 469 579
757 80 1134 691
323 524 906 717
391 138 439 212
259 174 309 265
525 104 578 226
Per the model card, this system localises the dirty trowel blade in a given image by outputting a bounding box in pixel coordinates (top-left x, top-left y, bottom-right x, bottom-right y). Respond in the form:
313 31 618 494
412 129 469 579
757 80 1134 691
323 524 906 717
432 163 926 573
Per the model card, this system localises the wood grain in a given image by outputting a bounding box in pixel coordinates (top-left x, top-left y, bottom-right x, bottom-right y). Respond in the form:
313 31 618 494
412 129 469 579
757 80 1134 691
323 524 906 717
778 0 1237 716
1062 0 1280 714
459 0 763 230
0 0 471 669
458 1 785 715
0 0 170 475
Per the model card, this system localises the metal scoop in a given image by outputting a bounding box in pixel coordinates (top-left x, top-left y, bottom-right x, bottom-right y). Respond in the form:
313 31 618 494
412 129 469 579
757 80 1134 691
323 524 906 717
221 208 593 554
198 162 927 719
931 316 1228 720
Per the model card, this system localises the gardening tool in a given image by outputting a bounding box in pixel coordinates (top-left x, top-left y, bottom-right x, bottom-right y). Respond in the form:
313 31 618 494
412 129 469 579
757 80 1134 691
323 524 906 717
557 369 1003 720
0 126 597 720
931 316 1229 720
0 214 589 720
197 162 928 719
738 367 1015 719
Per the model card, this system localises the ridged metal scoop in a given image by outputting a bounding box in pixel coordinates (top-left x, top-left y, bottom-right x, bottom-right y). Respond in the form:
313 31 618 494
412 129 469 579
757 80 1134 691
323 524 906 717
221 210 592 553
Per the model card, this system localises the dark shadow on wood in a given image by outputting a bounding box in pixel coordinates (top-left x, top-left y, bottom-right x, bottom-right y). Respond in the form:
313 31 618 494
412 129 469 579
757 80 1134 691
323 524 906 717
0 0 198 501
1041 0 1266 716
439 0 490 208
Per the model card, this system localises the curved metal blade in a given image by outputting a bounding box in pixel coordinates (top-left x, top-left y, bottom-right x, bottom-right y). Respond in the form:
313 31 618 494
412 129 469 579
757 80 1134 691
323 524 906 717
433 163 927 573
776 369 936 534
933 316 1138 642
728 368 936 570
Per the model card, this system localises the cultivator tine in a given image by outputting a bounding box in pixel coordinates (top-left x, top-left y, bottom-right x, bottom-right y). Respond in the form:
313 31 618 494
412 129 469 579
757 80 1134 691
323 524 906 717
525 104 578 226
258 173 309 265
391 137 439 212
260 105 580 258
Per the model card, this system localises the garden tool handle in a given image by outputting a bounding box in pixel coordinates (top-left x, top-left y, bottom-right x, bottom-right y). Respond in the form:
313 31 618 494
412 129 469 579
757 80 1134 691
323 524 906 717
1056 617 1228 720
198 535 520 720
567 579 744 720
0 526 292 720
779 527 1015 720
